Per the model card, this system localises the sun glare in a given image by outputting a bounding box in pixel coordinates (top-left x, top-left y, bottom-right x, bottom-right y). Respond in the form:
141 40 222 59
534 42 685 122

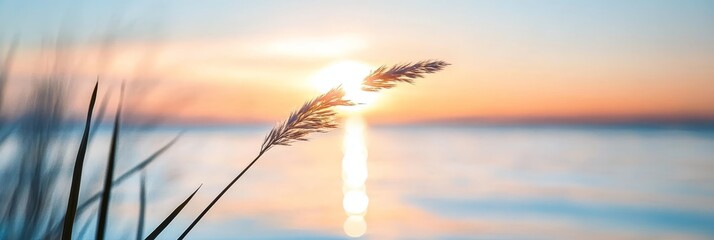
311 60 378 111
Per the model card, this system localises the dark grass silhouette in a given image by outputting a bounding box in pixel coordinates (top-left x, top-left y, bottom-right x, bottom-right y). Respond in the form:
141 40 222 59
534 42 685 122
95 83 124 239
61 81 98 240
44 132 182 238
145 184 202 240
136 171 146 240
0 39 186 238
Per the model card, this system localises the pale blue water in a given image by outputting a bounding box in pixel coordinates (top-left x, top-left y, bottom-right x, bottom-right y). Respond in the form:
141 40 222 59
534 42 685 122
68 125 714 239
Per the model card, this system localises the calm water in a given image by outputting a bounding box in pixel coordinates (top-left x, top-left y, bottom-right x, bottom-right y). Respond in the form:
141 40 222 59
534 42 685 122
66 124 714 239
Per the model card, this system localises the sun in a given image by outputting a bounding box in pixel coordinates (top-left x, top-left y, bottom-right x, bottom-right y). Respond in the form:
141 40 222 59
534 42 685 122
311 60 379 110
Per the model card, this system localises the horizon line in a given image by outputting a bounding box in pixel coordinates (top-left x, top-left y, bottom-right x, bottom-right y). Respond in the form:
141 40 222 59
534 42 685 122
23 115 714 129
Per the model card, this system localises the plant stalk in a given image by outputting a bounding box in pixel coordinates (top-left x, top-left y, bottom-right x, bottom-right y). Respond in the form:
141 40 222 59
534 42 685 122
178 150 267 239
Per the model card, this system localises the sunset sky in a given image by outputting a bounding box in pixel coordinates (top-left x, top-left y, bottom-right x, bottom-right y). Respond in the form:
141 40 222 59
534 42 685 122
1 0 713 124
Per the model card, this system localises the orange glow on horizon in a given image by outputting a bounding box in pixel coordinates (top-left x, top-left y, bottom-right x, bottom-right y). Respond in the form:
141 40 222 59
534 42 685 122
3 35 713 125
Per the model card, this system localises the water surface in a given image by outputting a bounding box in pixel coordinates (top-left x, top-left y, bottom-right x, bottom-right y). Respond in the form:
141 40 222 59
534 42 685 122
78 124 714 239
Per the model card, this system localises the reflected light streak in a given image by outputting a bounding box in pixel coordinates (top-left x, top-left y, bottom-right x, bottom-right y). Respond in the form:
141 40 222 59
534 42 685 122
342 116 369 237
311 60 374 237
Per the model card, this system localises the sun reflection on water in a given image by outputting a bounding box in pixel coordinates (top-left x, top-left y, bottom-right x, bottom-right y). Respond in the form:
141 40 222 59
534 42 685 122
342 116 369 237
310 60 374 237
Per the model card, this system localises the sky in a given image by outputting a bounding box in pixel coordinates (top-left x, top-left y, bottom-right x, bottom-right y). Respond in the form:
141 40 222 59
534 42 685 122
1 0 713 124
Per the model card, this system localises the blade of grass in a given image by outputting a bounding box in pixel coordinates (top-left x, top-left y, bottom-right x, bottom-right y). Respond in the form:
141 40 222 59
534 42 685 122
136 171 146 240
177 152 264 240
96 83 123 240
110 132 183 184
45 133 182 238
78 133 183 211
61 81 97 240
144 184 202 240
88 88 113 142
